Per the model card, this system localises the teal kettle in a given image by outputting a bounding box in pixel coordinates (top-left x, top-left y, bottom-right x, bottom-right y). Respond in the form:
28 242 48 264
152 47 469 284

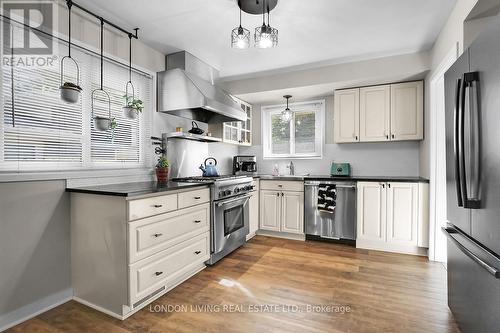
199 157 219 177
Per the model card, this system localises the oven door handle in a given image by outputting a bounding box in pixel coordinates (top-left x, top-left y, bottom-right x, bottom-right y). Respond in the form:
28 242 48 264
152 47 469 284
216 194 251 207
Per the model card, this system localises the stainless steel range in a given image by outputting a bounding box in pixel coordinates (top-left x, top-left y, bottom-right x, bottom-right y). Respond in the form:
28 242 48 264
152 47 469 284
172 175 255 265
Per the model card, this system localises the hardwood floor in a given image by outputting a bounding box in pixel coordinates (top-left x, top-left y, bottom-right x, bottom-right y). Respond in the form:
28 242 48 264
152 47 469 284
7 236 460 333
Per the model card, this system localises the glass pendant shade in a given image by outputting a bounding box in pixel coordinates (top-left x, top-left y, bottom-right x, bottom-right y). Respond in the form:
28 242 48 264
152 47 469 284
282 95 292 122
281 107 292 122
231 25 250 49
254 24 273 48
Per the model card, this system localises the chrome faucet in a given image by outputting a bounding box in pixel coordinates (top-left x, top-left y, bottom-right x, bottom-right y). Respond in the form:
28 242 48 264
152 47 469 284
287 161 295 176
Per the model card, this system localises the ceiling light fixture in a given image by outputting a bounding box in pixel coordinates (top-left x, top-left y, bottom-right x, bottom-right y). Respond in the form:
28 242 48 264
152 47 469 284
254 0 277 48
231 1 250 49
282 95 293 122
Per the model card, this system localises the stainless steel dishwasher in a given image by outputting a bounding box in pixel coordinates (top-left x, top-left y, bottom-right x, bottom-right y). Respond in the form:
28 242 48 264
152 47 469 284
304 180 357 243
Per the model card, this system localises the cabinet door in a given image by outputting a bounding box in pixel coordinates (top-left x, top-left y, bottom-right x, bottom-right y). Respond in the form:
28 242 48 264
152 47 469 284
281 191 304 234
357 182 386 243
334 88 360 143
360 85 391 142
386 182 418 247
248 191 259 237
259 190 281 231
390 81 423 141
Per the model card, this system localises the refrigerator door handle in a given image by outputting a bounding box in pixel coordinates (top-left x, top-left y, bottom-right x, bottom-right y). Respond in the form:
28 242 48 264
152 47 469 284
460 72 481 209
454 78 464 207
443 227 500 278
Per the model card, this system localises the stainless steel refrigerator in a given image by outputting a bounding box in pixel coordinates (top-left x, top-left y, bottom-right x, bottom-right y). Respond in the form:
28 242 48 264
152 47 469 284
444 15 500 333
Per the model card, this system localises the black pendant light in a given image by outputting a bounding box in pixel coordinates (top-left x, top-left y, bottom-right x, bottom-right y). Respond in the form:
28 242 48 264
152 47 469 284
254 0 273 48
231 0 250 49
282 95 292 122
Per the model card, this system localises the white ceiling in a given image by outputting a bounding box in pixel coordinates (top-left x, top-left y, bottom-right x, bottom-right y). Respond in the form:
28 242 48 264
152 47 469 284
77 0 456 78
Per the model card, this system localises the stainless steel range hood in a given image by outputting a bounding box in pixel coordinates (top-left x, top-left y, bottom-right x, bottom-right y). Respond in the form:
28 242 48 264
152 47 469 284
157 51 246 124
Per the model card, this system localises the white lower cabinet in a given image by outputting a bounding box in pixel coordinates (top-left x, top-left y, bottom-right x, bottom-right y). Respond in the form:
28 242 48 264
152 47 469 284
281 191 304 234
247 179 260 240
356 181 428 255
259 181 304 237
71 186 211 319
260 190 281 232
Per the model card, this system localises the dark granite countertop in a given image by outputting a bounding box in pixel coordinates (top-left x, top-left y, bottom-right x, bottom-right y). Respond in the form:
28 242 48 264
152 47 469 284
255 175 429 183
66 181 210 197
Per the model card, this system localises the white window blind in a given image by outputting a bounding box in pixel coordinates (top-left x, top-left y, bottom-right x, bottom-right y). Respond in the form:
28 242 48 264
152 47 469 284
0 25 152 171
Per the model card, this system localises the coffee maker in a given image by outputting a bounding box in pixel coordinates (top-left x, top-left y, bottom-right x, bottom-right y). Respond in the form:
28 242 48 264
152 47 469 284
233 156 257 175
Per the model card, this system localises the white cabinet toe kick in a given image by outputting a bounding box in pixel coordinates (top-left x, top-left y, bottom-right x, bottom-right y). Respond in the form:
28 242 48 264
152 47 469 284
70 186 210 319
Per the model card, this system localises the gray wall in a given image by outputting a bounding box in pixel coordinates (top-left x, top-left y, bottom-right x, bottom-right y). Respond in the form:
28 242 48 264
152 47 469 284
0 181 71 329
243 95 420 176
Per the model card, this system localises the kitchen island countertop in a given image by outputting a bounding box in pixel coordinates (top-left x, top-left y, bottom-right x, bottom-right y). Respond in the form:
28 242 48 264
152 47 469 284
66 181 210 197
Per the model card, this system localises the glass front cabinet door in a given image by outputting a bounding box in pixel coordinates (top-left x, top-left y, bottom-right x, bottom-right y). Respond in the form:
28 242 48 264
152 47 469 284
209 98 252 146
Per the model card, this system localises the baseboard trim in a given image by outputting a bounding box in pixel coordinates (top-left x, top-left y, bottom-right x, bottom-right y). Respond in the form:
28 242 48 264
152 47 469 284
256 230 305 241
356 239 428 256
0 288 73 332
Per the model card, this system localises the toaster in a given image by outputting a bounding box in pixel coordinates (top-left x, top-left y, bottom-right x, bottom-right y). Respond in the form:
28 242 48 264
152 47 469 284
330 162 351 177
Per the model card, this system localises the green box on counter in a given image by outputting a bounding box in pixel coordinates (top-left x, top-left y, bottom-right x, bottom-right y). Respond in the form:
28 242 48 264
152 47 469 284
330 162 351 177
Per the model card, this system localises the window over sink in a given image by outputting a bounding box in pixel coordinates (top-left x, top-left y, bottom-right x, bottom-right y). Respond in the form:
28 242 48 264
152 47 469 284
262 100 324 159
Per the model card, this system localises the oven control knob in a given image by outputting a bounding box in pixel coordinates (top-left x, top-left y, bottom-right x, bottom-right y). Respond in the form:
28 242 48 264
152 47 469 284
225 189 232 195
219 191 224 197
234 188 240 193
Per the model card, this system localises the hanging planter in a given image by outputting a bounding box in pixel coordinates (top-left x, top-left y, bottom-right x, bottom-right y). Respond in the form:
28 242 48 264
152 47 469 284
122 33 143 119
60 1 82 104
91 18 114 132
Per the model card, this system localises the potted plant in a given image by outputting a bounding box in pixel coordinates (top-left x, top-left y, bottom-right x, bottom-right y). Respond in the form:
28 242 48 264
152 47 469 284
60 81 82 104
156 156 170 183
94 116 116 131
123 96 144 119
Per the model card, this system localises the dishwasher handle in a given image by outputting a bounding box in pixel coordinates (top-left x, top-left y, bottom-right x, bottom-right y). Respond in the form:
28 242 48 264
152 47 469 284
304 183 356 189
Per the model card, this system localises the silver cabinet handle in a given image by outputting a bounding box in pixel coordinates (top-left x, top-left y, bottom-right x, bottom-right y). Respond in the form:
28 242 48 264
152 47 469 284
443 227 500 278
216 194 251 206
304 184 355 188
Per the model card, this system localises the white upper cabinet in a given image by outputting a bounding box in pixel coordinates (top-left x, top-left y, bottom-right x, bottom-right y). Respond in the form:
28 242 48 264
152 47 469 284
359 85 391 142
390 81 423 141
334 81 423 143
334 88 360 143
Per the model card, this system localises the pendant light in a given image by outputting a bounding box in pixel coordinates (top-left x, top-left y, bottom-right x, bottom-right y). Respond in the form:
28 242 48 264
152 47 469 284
231 0 250 49
282 95 292 122
91 18 113 132
266 4 278 47
254 0 274 48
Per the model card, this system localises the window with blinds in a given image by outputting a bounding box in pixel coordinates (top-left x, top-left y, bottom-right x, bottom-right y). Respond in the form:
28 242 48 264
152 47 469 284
0 29 152 171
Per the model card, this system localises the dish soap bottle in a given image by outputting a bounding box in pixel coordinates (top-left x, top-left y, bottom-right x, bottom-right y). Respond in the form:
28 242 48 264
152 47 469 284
272 164 279 176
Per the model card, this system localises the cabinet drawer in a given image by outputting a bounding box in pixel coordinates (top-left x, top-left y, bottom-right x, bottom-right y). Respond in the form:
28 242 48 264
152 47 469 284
178 188 210 209
260 180 303 192
129 233 209 304
128 194 177 221
128 204 210 263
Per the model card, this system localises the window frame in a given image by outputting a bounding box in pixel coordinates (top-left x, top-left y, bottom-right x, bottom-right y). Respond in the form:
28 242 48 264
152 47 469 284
262 99 325 159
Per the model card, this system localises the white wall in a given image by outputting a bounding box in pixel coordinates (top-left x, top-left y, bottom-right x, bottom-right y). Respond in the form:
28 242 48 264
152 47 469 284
242 95 420 177
420 0 479 179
